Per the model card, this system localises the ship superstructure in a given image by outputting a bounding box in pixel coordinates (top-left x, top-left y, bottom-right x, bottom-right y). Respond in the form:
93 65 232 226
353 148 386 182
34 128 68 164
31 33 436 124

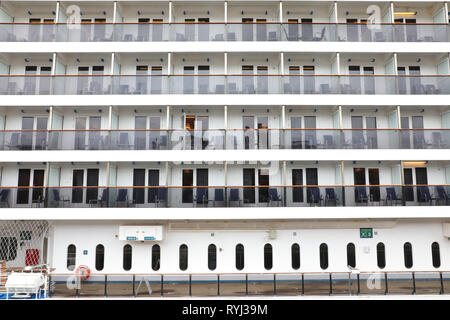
0 0 450 297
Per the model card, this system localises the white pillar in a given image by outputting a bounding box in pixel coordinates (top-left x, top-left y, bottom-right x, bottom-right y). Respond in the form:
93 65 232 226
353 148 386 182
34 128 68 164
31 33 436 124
396 105 401 129
113 2 117 23
108 106 113 130
393 53 398 75
224 52 228 75
48 106 54 131
333 1 338 23
224 1 228 23
281 105 286 129
166 106 171 129
55 2 60 23
169 1 173 23
224 105 228 129
280 52 284 75
168 52 172 74
279 1 283 22
51 53 57 76
338 105 343 129
389 2 395 23
110 53 115 76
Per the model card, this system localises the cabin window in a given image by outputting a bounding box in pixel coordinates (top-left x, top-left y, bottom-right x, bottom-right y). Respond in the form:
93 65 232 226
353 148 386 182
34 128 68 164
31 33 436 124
123 244 132 271
319 243 328 270
95 244 104 271
236 244 244 270
179 244 188 271
208 244 217 271
404 242 413 269
347 243 356 268
377 242 386 269
291 243 300 270
264 243 273 270
67 244 76 271
431 242 440 268
152 245 160 271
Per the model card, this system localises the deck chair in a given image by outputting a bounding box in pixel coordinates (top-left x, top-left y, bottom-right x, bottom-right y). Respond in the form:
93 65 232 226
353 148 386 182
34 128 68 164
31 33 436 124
325 188 337 206
156 188 167 207
194 188 208 206
116 189 129 207
356 186 369 205
51 189 70 207
385 187 401 206
228 188 241 206
435 186 449 206
322 135 336 149
90 188 107 207
118 132 131 149
213 188 225 207
268 188 282 207
0 189 10 207
312 27 326 41
418 186 434 204
7 133 20 150
308 187 322 206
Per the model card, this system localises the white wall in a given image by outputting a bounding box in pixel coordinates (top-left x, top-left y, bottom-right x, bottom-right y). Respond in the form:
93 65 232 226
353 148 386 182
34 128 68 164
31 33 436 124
50 220 450 274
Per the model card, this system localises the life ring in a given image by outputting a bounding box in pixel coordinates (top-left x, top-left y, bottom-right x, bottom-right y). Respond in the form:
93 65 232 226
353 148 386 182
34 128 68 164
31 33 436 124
75 265 91 281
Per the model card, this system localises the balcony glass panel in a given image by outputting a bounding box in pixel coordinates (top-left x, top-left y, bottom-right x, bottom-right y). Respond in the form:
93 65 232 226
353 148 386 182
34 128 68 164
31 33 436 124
1 23 449 42
0 129 449 151
1 185 449 208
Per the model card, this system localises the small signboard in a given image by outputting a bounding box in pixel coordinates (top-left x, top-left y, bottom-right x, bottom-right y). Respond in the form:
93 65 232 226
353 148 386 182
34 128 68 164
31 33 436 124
360 228 373 238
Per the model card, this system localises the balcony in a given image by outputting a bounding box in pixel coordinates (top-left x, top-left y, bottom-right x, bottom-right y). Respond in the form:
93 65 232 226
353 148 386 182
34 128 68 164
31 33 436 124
0 184 449 208
1 75 449 95
0 129 449 151
1 22 449 42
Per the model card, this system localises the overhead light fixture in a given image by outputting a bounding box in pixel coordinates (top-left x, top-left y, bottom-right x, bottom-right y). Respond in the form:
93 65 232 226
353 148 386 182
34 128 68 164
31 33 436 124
403 161 426 167
394 12 417 16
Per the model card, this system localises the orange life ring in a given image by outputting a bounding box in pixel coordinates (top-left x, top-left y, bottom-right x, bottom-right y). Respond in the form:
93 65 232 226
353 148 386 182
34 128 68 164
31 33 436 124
75 265 91 281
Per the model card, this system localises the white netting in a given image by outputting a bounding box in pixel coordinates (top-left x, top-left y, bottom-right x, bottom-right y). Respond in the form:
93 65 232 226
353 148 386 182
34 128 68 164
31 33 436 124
0 220 50 273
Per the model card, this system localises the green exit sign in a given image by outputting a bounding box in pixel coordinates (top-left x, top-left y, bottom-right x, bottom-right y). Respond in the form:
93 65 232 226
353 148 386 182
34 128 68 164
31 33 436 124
360 228 373 238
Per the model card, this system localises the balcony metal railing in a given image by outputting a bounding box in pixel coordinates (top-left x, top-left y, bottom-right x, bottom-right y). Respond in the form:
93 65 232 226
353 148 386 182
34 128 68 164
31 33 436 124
0 129 449 151
1 185 449 208
1 22 449 42
47 271 449 297
1 75 449 95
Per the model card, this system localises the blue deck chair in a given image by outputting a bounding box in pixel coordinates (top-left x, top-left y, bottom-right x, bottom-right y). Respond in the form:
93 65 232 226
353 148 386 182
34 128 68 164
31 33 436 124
156 188 167 207
116 189 129 207
194 188 208 206
418 186 434 204
386 187 401 205
325 188 337 206
0 189 10 207
356 186 369 205
229 189 241 206
308 187 322 206
213 188 224 207
268 188 282 206
435 186 449 205
52 189 69 207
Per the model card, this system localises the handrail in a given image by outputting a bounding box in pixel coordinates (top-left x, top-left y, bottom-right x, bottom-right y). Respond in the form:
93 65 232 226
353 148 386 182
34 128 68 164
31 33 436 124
47 270 449 277
1 128 449 132
1 74 448 77
1 22 449 26
2 184 448 189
